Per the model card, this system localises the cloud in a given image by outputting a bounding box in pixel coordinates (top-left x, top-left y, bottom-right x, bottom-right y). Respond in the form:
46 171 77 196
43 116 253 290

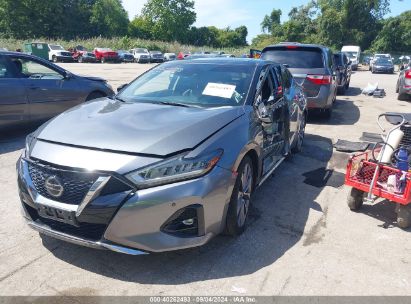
122 0 146 19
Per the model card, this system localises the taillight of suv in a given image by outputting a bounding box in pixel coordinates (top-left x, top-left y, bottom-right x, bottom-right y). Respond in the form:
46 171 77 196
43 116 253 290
405 70 411 79
306 75 332 85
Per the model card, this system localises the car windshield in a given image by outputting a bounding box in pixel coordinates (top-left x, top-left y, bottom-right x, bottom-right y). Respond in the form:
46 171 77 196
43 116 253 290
151 51 161 54
376 58 391 64
118 50 129 54
333 54 343 65
76 45 86 51
118 61 255 107
344 51 357 58
262 48 324 69
97 48 112 51
135 48 148 53
49 45 64 50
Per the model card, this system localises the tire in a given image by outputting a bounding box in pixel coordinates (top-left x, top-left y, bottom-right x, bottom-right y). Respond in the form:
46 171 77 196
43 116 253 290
396 81 399 93
347 188 364 210
101 57 106 64
52 55 58 63
85 91 105 102
396 204 411 229
397 85 408 100
291 113 306 153
225 156 254 236
322 107 332 119
78 56 83 63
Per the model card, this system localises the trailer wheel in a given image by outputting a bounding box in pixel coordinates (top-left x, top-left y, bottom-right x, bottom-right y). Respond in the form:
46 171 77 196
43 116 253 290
347 188 364 210
396 204 411 229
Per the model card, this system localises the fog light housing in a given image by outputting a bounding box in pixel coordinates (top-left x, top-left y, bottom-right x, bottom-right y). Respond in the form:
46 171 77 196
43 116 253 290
161 205 204 238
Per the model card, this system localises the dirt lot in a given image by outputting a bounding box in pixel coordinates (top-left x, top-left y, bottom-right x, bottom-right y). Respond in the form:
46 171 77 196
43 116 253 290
0 62 410 296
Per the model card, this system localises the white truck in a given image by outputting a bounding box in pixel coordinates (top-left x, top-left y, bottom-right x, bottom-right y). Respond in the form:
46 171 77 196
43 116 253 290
48 44 73 62
341 45 361 71
130 48 151 63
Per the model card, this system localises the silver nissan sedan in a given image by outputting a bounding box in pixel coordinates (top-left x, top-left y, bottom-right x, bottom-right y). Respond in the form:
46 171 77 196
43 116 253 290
17 58 307 254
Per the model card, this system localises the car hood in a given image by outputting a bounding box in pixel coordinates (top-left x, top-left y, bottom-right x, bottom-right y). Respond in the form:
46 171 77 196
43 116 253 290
79 75 106 82
36 98 244 156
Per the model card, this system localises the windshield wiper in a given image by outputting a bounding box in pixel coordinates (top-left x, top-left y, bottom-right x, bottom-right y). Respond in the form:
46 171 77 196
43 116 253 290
157 101 192 108
109 96 127 103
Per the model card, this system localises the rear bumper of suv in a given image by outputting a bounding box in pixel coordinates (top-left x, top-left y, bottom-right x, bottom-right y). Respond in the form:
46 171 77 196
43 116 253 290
306 85 334 109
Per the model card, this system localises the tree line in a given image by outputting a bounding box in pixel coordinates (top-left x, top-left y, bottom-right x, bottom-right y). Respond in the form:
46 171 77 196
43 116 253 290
0 0 248 48
253 0 410 53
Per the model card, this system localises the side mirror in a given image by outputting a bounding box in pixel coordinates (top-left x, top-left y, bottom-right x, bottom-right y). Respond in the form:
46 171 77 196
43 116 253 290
64 71 73 79
348 61 352 65
117 83 128 92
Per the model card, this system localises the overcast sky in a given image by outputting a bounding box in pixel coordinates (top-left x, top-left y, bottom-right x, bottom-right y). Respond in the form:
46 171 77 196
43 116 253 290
122 0 410 42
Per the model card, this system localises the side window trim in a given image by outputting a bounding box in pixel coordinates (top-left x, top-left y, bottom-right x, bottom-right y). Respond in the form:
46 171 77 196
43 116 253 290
10 56 65 78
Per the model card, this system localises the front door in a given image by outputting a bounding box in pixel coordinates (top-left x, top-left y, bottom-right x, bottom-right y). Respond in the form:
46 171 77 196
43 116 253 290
254 65 287 176
9 56 82 123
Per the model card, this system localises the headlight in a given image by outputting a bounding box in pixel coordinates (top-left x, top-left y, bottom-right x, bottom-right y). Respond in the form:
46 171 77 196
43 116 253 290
126 149 223 188
24 133 35 158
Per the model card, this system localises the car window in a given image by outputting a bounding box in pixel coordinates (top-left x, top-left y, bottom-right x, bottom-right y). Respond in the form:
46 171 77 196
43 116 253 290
255 66 274 103
0 57 16 78
10 57 64 80
119 62 254 107
262 47 324 69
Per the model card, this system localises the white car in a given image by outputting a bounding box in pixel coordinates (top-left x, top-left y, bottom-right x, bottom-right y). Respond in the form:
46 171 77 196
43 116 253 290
130 48 150 63
48 44 73 63
164 53 176 61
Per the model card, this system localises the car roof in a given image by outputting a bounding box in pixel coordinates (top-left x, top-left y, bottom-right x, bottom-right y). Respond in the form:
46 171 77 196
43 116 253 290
169 57 280 67
263 42 329 50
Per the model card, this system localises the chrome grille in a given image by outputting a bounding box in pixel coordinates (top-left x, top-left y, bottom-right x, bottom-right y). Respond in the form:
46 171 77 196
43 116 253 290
28 162 99 205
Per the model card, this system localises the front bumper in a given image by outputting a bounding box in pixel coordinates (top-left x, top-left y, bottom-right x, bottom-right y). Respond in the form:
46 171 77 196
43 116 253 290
57 56 74 62
373 67 394 73
17 155 232 254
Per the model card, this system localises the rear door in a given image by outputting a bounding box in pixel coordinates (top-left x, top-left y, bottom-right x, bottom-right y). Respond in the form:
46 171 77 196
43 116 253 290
9 55 83 123
0 55 29 128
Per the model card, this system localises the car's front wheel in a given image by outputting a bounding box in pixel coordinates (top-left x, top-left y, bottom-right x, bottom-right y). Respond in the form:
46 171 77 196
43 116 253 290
225 156 254 236
101 57 106 64
52 55 58 63
292 113 306 153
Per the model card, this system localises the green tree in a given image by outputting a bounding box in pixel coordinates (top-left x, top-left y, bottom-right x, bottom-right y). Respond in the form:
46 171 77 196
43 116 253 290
142 0 196 42
261 9 282 33
371 10 411 52
128 15 153 39
90 0 129 37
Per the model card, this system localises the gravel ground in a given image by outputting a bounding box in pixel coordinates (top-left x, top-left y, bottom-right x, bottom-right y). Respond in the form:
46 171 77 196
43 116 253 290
0 62 410 297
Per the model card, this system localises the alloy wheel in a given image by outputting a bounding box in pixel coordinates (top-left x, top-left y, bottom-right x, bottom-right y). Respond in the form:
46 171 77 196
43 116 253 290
236 163 253 227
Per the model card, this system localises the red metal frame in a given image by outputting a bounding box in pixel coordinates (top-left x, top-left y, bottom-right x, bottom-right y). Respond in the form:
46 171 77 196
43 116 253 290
345 151 411 205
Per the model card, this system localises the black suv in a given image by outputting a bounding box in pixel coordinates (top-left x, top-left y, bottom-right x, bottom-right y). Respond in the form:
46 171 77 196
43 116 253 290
261 43 337 118
333 52 352 95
